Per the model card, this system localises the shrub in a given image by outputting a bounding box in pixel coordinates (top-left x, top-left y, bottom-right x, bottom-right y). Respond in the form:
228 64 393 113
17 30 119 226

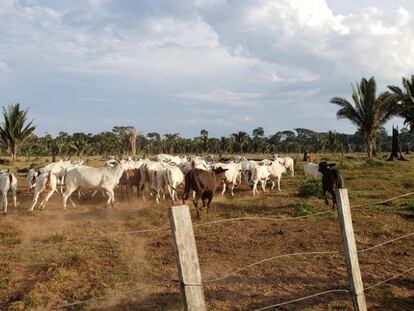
298 178 323 198
292 202 316 217
399 201 414 211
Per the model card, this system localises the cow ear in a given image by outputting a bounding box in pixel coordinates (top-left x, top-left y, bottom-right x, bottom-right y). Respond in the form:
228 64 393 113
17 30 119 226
328 163 336 168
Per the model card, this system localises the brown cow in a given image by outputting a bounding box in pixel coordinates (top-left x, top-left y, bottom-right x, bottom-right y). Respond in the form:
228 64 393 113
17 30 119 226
318 161 345 209
119 169 142 199
182 167 227 217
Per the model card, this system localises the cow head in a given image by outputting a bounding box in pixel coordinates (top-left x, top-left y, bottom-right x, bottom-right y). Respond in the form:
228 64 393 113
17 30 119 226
319 161 336 174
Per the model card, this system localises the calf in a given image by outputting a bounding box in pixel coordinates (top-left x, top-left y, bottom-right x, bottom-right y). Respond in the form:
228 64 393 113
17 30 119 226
318 161 345 209
182 167 227 217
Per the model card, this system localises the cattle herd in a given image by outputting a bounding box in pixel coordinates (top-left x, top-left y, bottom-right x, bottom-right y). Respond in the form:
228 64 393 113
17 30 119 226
0 154 344 216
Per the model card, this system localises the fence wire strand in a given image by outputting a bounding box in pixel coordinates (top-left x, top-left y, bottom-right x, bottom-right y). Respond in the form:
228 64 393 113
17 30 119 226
252 289 350 311
365 266 414 291
252 265 414 311
4 189 414 256
203 231 413 283
48 280 175 310
2 227 171 255
352 191 414 208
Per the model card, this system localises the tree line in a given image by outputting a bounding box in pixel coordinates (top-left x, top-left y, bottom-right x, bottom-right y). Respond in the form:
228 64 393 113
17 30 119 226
1 75 414 160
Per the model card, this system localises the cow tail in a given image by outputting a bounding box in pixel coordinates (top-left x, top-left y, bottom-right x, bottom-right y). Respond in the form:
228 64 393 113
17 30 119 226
45 171 52 190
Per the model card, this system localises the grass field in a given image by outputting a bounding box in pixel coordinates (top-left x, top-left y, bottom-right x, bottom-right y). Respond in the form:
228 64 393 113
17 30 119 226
0 153 413 310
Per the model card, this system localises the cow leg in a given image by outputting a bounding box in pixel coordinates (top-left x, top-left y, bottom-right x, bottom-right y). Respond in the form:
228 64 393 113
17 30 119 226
252 180 258 196
193 192 201 217
277 175 282 191
230 183 235 197
331 190 336 209
29 191 40 211
324 190 329 205
63 186 77 210
12 187 17 208
221 183 226 196
40 189 55 210
261 180 266 193
206 192 213 215
2 191 7 214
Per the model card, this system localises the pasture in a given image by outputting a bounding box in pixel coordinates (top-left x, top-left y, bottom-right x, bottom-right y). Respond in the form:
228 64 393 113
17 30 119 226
0 153 413 310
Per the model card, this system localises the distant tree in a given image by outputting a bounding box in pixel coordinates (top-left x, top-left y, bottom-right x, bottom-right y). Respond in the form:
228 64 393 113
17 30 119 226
0 103 36 161
164 133 180 153
200 129 209 153
70 132 93 156
326 131 341 152
113 126 137 155
252 127 264 138
330 77 399 157
231 131 249 153
388 75 414 132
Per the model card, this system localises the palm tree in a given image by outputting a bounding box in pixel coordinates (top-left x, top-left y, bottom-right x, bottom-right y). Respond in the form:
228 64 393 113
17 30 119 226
0 103 36 161
388 75 414 132
252 127 264 138
231 131 249 153
327 131 341 152
330 77 398 157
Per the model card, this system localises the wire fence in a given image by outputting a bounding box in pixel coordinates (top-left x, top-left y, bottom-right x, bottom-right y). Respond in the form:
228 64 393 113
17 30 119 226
252 265 414 311
3 189 413 257
1 190 413 309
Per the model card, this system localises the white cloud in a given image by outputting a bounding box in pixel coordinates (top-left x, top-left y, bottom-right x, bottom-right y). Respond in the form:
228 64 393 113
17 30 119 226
175 90 264 107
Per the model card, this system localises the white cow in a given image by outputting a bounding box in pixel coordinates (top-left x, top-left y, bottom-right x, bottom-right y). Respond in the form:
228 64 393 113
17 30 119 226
29 171 57 211
157 154 188 165
240 160 258 186
178 159 209 174
41 160 73 192
62 161 127 209
273 155 295 177
267 161 287 191
213 162 242 197
304 163 322 178
150 165 184 204
0 173 17 214
251 165 272 195
139 160 167 199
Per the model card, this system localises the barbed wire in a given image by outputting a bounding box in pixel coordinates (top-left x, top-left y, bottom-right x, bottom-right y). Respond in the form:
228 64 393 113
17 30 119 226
203 250 341 283
203 231 413 284
1 226 170 255
252 289 350 311
251 265 414 311
352 191 414 208
365 266 414 291
2 190 413 257
194 211 333 228
48 280 176 310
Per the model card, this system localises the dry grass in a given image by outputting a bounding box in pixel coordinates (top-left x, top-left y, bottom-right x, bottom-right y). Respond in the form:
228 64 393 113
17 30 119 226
0 153 413 310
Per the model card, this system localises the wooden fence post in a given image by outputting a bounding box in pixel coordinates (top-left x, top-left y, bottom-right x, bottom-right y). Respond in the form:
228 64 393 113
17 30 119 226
169 205 207 311
336 189 367 311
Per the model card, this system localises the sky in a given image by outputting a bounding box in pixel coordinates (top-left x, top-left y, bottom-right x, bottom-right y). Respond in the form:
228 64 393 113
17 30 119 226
1 0 413 137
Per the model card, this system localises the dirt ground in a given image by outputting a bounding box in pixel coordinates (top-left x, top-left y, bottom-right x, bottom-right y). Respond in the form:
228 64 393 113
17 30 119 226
0 154 413 310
